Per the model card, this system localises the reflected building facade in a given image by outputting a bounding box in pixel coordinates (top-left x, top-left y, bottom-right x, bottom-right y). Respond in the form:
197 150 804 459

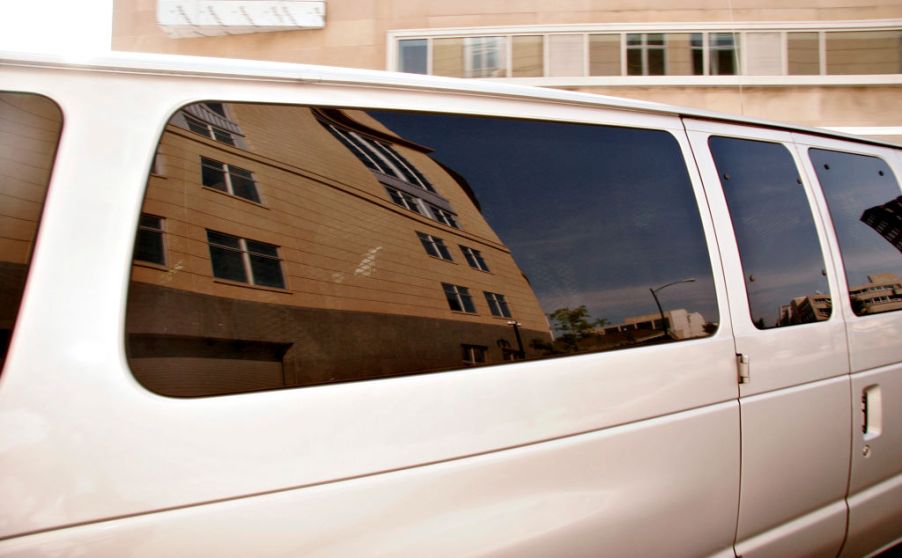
602 309 708 341
861 196 902 252
126 102 551 395
849 273 902 314
779 294 832 325
0 94 61 368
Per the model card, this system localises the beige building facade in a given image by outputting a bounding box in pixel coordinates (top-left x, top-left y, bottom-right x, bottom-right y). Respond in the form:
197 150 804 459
112 1 902 143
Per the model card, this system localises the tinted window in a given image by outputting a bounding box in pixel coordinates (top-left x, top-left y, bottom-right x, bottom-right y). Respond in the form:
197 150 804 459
810 148 902 316
0 93 61 371
709 137 831 328
127 103 719 396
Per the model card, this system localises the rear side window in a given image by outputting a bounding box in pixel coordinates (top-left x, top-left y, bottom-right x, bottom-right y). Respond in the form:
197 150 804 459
0 93 61 370
126 103 719 396
809 148 902 316
709 136 832 329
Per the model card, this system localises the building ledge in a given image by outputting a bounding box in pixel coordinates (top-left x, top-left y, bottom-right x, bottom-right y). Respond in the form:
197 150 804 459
157 0 325 38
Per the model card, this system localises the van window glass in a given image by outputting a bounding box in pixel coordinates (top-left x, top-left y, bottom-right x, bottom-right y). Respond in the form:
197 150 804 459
0 93 62 371
127 103 719 396
709 136 831 328
809 148 902 316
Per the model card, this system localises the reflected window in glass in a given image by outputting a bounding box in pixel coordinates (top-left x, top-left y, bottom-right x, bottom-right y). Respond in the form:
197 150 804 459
418 232 453 260
134 214 165 265
200 157 261 203
461 245 489 271
484 292 512 318
443 283 476 313
207 230 285 289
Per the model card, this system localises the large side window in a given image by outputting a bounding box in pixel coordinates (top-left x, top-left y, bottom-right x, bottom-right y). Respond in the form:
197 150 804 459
709 137 831 328
809 148 902 316
127 103 719 396
0 93 61 371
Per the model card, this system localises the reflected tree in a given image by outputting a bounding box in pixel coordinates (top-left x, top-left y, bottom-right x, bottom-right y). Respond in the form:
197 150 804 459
546 306 608 353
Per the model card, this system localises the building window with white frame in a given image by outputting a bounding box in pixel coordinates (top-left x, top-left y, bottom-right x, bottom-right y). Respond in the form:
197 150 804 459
442 283 476 313
430 205 460 228
484 291 512 318
134 214 165 265
387 186 424 214
627 33 666 76
707 32 740 75
418 232 453 260
391 24 902 80
201 157 261 203
207 230 285 289
460 245 489 271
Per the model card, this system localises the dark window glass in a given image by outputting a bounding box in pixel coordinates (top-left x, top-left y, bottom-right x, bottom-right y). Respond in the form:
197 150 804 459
418 232 453 260
229 167 260 203
249 253 285 288
387 186 422 213
212 128 235 145
431 206 459 228
443 283 476 313
461 246 489 271
709 137 831 328
201 157 259 202
462 344 487 365
134 214 165 265
128 102 719 396
809 149 902 316
207 231 247 283
691 33 705 74
485 292 512 317
201 158 228 191
710 33 739 75
0 93 61 372
204 102 227 117
185 115 210 136
627 33 665 76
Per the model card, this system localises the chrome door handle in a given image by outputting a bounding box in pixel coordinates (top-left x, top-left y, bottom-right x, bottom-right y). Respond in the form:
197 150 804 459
862 384 883 441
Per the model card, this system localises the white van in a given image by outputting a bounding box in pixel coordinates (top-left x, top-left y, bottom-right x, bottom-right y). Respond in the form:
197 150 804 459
0 51 899 557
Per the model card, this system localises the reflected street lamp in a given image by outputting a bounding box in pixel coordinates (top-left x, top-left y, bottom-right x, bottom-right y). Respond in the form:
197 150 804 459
507 320 525 359
650 278 696 338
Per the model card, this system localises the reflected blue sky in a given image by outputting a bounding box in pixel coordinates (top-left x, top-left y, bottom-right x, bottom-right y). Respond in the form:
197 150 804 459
371 111 718 325
709 137 830 326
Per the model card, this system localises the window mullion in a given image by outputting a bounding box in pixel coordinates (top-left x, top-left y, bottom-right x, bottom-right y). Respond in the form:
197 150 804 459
224 163 234 195
239 238 254 284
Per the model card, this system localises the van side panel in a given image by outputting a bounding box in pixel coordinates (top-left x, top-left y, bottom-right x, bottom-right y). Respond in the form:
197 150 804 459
0 403 739 558
0 63 740 556
684 120 854 557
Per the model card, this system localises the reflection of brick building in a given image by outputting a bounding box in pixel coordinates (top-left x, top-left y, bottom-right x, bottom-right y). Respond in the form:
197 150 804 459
849 273 902 314
779 294 832 325
602 308 707 341
861 195 902 252
0 94 61 367
125 102 549 395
